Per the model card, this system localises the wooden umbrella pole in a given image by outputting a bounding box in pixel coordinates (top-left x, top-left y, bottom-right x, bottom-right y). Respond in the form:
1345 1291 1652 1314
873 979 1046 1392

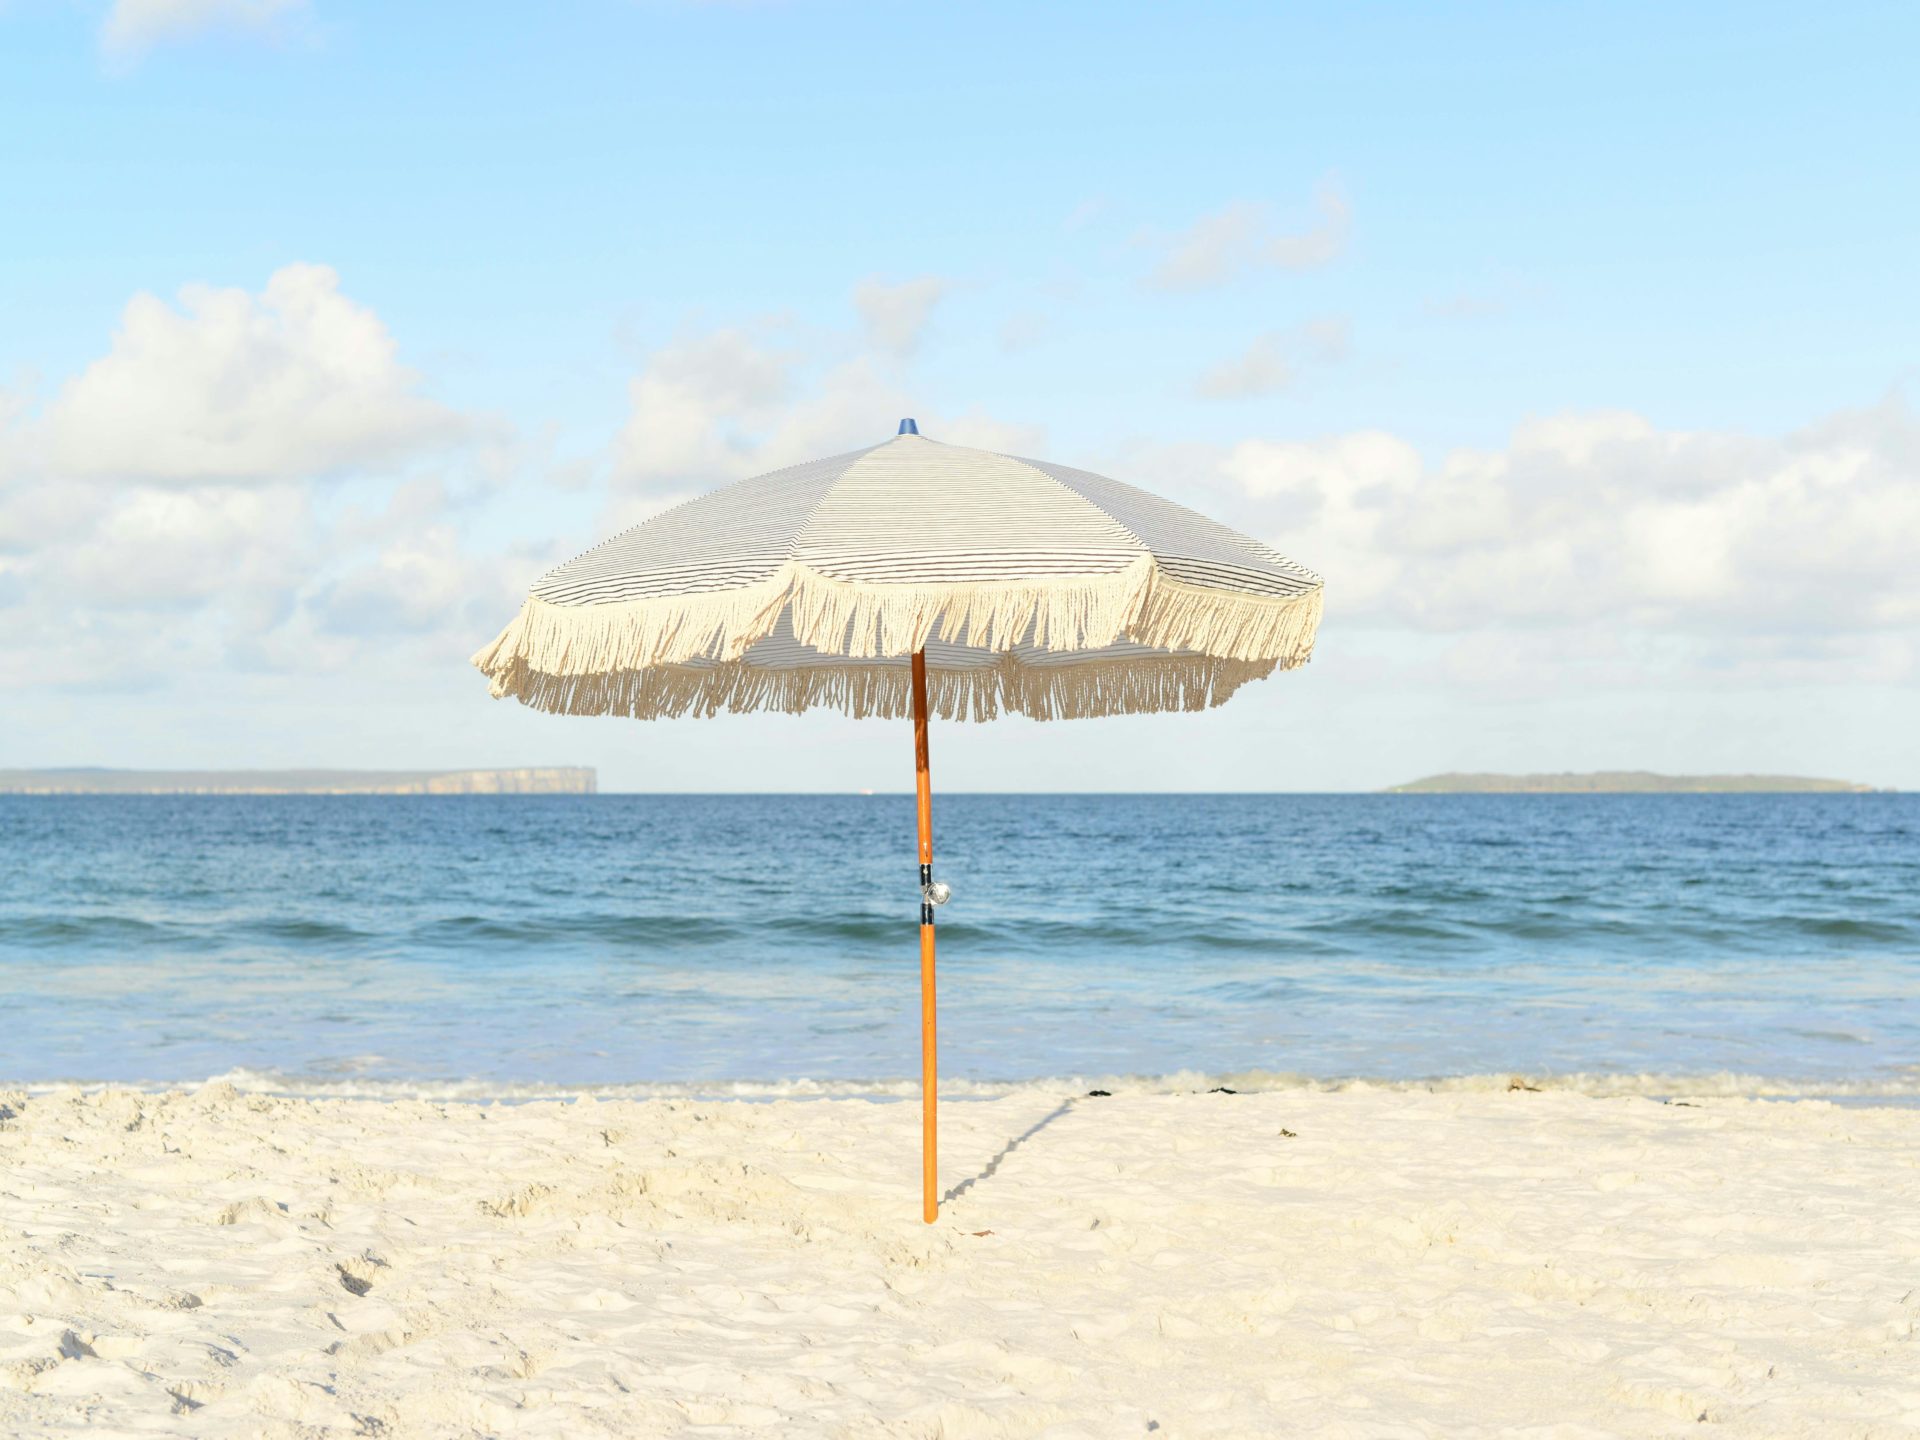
911 648 938 1224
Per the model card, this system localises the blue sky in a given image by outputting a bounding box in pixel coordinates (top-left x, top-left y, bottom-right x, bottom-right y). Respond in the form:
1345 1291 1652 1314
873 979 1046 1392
2 1 1916 790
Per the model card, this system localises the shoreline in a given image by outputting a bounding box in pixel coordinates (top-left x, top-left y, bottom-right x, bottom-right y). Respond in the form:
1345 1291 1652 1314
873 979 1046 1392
8 1066 1920 1105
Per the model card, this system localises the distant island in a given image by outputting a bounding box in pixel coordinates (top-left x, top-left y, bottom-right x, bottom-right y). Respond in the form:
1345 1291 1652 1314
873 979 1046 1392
1388 771 1879 794
0 768 597 796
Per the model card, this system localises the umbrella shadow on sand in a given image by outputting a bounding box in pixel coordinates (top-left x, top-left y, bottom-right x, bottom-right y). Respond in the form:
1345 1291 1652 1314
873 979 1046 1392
943 1098 1080 1206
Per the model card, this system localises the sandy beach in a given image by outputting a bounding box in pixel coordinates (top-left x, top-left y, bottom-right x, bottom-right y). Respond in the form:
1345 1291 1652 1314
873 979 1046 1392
2 1084 1916 1437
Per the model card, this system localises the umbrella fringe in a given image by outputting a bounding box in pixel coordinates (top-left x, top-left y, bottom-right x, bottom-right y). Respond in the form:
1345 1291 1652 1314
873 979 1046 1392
1134 571 1323 663
485 652 1286 723
472 563 1321 719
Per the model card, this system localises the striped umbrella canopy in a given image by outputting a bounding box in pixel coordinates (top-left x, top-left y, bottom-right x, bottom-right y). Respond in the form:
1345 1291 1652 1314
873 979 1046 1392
474 420 1324 1220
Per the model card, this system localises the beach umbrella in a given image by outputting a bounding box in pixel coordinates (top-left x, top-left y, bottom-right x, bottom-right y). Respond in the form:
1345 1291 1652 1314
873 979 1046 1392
474 419 1323 1222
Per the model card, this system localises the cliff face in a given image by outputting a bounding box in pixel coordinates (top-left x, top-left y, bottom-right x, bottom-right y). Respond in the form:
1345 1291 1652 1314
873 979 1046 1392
0 768 597 795
415 769 596 795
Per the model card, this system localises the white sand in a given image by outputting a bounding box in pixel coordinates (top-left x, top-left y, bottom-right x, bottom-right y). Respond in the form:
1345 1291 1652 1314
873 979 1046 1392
2 1084 1917 1437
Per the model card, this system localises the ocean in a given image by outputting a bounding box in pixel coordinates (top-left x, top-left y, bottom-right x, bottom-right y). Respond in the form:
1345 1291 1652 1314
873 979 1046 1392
2 793 1916 1098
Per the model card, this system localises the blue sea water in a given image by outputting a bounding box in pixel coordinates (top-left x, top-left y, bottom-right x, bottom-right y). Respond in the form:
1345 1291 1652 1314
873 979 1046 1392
1 794 1916 1097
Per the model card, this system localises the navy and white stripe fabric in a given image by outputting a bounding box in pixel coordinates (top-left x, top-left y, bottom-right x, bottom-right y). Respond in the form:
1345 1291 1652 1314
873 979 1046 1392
475 428 1322 722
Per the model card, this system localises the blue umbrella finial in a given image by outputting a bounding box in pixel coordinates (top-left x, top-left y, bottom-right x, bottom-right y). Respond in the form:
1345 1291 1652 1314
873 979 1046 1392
897 418 919 435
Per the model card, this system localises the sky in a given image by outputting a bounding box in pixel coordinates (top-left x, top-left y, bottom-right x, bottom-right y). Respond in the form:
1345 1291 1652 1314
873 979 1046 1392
1 1 1916 792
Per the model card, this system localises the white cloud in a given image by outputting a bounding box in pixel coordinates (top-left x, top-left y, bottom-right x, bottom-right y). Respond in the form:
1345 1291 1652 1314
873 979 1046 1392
852 276 949 358
0 457 539 693
1151 179 1351 290
1197 317 1349 399
101 0 309 60
46 264 460 484
1218 430 1421 607
1265 181 1351 270
315 523 536 642
1197 334 1292 399
0 471 322 689
0 264 510 694
1214 398 1920 670
56 484 315 611
1151 202 1265 291
9 247 1911 750
610 327 798 496
610 312 1042 512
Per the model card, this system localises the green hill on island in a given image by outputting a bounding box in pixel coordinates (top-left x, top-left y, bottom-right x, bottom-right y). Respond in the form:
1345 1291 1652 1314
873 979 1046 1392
1388 771 1878 794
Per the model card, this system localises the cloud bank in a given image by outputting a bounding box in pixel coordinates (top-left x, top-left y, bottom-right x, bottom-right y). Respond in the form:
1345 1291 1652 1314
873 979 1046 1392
0 265 511 693
47 264 459 483
4 259 1911 720
1209 401 1919 684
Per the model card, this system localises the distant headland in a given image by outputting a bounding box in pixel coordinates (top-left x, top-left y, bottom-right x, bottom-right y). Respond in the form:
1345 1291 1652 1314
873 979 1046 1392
0 768 597 796
1387 771 1880 794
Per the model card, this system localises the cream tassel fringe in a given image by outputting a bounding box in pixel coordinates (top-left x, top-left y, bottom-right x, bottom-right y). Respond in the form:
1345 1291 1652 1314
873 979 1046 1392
494 653 1282 724
472 560 1321 721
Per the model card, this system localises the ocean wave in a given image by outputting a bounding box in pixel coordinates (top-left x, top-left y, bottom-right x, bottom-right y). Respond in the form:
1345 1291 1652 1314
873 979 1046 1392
4 914 177 946
11 908 1910 961
409 914 743 946
12 1065 1919 1105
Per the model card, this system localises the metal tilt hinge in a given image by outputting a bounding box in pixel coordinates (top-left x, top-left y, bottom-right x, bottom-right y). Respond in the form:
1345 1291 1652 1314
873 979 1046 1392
919 863 951 924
